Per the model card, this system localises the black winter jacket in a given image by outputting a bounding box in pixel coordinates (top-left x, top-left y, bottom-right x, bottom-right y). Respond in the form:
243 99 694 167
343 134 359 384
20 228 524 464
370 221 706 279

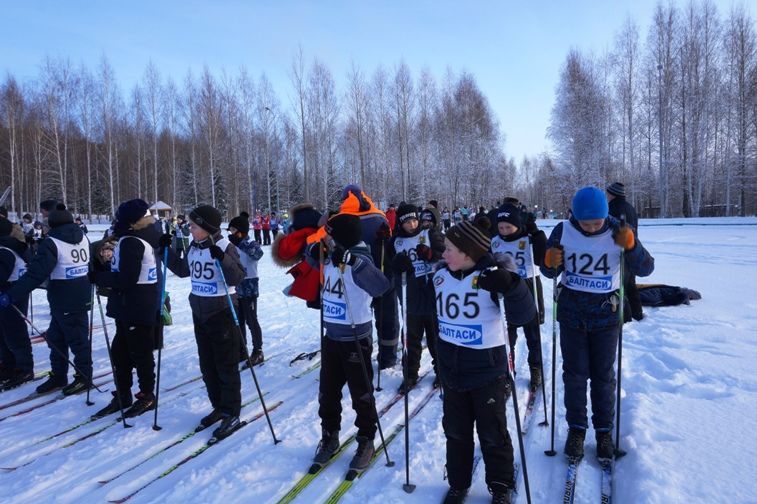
0 235 30 291
608 197 639 232
388 226 445 316
8 223 91 313
96 217 162 326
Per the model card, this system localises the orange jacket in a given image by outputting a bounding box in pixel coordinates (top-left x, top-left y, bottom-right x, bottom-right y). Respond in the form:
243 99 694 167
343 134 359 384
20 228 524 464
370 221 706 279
306 189 390 244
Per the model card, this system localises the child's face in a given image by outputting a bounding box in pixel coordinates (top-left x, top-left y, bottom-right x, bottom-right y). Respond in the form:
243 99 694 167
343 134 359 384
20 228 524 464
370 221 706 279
498 222 518 237
401 218 419 234
189 221 210 241
578 219 605 234
421 219 433 230
100 248 113 261
443 238 475 272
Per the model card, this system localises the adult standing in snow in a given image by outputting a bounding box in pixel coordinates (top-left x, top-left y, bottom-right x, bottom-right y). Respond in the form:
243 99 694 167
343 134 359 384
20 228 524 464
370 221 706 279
252 212 263 244
541 186 654 461
606 182 643 321
308 184 399 370
1 204 93 395
91 199 162 419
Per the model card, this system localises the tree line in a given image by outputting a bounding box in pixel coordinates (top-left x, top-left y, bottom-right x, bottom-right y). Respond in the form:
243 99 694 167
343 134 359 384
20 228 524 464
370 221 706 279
0 48 510 219
529 1 756 217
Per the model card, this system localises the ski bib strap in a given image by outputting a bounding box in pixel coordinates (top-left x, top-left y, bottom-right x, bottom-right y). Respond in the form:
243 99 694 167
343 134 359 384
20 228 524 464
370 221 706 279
48 236 91 280
322 261 373 326
560 221 620 294
0 246 26 281
393 229 434 278
111 236 158 285
188 238 236 297
491 235 539 279
433 268 505 350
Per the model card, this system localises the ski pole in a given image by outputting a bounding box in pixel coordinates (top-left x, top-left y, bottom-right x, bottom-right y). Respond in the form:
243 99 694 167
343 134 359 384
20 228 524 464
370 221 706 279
12 304 106 394
376 239 386 392
399 271 415 493
97 294 131 429
337 262 394 468
545 273 558 457
529 240 548 428
498 295 531 504
153 247 169 432
615 216 627 458
29 292 33 325
85 285 95 406
213 249 280 444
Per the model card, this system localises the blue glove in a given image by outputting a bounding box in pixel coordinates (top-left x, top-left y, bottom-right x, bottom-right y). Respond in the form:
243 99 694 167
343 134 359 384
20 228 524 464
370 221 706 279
0 293 11 308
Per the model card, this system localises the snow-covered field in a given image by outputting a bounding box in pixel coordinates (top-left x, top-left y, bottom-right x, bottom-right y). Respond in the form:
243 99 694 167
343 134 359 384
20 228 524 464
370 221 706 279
1 217 756 503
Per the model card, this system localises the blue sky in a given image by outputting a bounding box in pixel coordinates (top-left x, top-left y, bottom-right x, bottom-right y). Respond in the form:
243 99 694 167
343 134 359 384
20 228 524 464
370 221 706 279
1 0 747 161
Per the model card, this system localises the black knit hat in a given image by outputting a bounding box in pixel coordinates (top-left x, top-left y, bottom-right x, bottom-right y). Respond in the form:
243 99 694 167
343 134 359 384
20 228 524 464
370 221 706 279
326 213 362 249
496 203 522 229
420 209 436 225
228 216 250 234
115 199 150 227
607 182 626 198
0 216 12 237
189 205 222 234
48 207 74 228
396 203 419 224
446 218 491 262
40 199 58 212
291 204 322 231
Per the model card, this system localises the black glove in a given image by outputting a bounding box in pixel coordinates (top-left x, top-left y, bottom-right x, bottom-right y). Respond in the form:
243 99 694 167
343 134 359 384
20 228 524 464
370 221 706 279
209 245 225 261
477 267 514 294
415 244 433 261
376 223 391 240
525 213 538 235
159 233 173 249
391 253 414 274
331 246 356 266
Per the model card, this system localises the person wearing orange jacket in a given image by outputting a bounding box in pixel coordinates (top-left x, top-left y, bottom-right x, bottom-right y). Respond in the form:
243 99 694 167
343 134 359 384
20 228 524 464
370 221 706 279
308 185 399 369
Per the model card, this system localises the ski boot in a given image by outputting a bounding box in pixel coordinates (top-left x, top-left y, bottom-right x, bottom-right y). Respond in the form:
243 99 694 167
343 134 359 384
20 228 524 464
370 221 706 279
529 364 542 391
311 429 340 471
349 436 374 471
249 349 264 366
198 408 225 431
564 427 586 460
62 374 88 396
595 430 615 461
443 487 469 504
36 373 67 394
123 391 156 418
92 392 130 420
211 414 242 442
397 376 418 395
489 481 514 504
1 369 34 390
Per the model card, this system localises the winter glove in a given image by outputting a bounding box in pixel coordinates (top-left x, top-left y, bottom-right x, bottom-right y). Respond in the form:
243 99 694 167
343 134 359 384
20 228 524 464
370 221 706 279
415 244 433 262
477 268 514 294
544 246 564 269
0 293 11 308
331 246 356 267
376 223 391 241
158 233 173 249
613 225 635 250
209 245 225 261
391 253 414 274
525 213 539 235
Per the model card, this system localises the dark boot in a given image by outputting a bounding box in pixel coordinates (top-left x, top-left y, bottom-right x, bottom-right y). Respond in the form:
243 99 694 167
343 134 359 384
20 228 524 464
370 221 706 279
1 370 34 390
432 375 441 389
123 391 156 418
488 481 514 504
62 374 88 396
397 376 418 395
443 487 469 504
349 436 374 470
313 429 340 465
212 414 242 440
564 427 586 460
35 373 67 394
92 393 130 420
529 364 542 391
0 365 13 382
595 430 615 461
199 409 225 429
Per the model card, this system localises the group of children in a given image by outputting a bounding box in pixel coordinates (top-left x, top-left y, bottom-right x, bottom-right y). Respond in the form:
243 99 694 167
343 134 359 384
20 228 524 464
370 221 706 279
0 183 654 503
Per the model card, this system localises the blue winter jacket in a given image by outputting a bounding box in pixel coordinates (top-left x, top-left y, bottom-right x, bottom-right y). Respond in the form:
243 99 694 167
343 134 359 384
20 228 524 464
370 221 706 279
540 217 654 330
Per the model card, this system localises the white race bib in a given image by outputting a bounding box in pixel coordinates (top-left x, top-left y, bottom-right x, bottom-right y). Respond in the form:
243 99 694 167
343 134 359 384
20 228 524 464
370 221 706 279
433 268 506 349
559 221 621 294
111 236 157 284
322 261 373 326
49 236 91 280
393 230 435 278
0 247 26 281
491 235 539 279
188 238 236 297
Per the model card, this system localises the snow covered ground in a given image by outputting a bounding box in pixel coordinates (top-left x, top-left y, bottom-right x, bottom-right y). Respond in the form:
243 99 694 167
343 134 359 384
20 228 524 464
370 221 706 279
1 217 756 503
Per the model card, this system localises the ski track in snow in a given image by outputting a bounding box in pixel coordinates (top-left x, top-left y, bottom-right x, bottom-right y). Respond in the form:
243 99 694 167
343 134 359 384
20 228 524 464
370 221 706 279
0 217 756 503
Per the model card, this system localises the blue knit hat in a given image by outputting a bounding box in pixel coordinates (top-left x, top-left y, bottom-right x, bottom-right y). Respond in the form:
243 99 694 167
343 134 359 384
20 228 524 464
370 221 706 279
572 187 608 220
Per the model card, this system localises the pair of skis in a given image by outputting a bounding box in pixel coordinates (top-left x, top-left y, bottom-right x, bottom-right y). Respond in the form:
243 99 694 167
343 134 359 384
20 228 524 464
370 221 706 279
562 456 615 503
